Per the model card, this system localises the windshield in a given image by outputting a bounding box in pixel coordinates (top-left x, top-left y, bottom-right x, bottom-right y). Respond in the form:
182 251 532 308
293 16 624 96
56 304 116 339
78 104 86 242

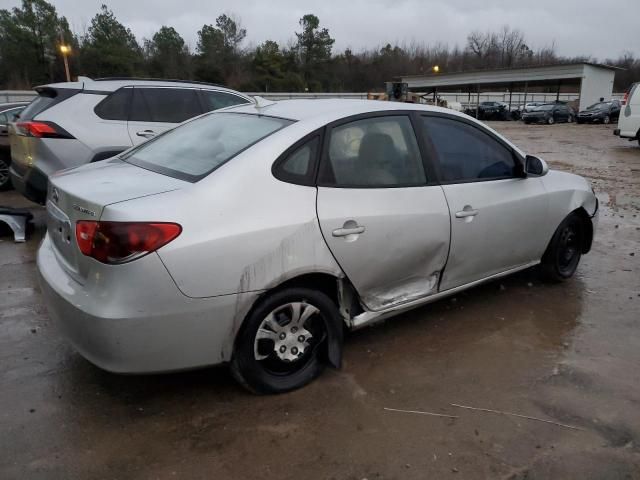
122 112 293 181
586 102 609 110
535 104 554 111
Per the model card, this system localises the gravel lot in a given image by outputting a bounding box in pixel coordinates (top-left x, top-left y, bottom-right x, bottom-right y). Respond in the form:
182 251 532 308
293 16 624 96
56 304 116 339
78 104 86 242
1 121 639 479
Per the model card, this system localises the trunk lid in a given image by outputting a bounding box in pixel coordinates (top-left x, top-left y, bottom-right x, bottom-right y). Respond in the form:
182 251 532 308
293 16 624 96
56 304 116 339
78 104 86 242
46 158 187 282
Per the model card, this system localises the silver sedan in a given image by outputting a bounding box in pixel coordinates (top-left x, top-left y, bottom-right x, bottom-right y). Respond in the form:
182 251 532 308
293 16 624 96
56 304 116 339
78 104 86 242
37 99 599 393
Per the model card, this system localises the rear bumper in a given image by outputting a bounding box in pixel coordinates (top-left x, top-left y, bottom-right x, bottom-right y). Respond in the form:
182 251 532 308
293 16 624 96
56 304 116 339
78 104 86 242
9 164 47 204
37 233 259 373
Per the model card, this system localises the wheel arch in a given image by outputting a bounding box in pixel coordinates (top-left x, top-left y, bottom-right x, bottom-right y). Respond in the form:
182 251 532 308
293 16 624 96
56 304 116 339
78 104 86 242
233 271 362 369
573 206 594 253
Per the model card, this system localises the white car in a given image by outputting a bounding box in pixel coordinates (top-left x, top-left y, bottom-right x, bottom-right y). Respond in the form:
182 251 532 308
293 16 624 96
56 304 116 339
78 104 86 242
38 99 599 393
614 82 640 146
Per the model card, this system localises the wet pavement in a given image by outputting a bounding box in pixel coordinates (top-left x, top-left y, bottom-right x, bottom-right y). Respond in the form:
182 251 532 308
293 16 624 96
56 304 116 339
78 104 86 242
1 122 639 479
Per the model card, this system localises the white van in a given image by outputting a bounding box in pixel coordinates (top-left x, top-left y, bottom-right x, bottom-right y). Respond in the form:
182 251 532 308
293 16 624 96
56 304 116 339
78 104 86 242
614 82 640 147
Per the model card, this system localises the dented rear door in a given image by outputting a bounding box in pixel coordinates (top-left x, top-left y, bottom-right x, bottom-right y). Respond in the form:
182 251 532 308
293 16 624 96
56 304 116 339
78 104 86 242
315 113 450 312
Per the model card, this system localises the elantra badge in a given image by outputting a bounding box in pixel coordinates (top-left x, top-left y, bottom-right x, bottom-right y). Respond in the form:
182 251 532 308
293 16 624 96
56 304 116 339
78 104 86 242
72 204 96 217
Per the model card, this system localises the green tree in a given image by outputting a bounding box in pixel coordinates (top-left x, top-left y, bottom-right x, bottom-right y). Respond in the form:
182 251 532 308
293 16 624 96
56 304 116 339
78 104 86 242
294 14 334 90
144 26 191 78
195 15 246 85
79 5 143 77
194 23 225 83
0 0 72 87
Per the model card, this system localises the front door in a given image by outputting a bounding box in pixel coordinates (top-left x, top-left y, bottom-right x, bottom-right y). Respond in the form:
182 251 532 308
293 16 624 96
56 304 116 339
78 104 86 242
316 114 450 311
420 114 549 291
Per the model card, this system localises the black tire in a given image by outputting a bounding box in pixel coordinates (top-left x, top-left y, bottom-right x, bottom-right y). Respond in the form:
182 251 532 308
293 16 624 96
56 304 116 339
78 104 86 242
0 156 12 191
231 287 340 394
524 120 531 125
603 115 610 125
547 115 555 125
577 119 584 124
540 214 584 282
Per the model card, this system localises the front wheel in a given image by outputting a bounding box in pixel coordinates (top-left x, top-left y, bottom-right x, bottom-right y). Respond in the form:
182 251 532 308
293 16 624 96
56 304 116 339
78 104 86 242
540 214 584 282
603 115 610 125
231 287 339 394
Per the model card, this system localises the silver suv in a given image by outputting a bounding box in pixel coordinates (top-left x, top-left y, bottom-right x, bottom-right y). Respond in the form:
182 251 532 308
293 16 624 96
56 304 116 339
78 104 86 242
9 77 251 204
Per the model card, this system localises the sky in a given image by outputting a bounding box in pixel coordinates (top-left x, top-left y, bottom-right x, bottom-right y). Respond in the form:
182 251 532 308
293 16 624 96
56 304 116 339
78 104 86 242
2 0 639 60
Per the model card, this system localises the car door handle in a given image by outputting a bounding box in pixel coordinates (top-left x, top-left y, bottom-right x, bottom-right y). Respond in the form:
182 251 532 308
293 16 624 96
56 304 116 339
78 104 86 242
136 130 156 138
332 225 366 237
455 209 479 218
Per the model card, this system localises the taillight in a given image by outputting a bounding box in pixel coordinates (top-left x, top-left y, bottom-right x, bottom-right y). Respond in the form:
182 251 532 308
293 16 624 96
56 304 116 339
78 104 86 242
621 91 629 106
15 121 74 139
75 221 182 264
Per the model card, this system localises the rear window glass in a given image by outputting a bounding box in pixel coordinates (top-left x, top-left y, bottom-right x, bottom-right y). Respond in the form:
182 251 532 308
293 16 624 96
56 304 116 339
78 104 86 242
121 112 293 181
19 88 78 120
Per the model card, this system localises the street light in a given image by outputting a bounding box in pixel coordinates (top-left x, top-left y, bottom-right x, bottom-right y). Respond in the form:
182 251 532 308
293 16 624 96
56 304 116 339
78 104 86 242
432 65 440 73
59 44 71 82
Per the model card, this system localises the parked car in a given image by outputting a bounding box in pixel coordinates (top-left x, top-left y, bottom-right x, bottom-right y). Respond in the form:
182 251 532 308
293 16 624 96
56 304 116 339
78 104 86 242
477 101 509 120
38 99 598 393
0 102 29 190
520 101 545 113
577 100 621 124
522 103 574 124
9 77 252 204
614 83 640 146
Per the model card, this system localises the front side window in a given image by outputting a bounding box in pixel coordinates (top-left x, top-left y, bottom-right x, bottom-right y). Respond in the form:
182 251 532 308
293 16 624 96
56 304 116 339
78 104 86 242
130 88 202 123
423 116 517 182
201 90 249 111
122 112 292 181
319 116 426 187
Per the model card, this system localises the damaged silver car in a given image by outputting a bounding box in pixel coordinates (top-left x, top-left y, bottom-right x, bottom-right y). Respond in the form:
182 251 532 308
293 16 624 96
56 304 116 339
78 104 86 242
37 99 599 393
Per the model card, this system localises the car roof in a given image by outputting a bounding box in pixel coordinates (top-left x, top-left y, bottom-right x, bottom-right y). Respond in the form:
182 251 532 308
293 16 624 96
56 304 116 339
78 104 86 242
226 98 468 123
36 77 251 99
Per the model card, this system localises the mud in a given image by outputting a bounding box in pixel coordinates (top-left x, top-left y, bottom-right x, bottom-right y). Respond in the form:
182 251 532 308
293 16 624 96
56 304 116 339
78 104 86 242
1 122 639 479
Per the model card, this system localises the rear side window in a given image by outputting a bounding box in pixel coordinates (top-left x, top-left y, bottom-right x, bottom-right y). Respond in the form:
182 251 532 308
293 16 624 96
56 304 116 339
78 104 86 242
122 112 293 181
273 136 320 186
201 90 249 111
423 116 517 182
130 88 202 123
94 88 131 120
319 115 426 187
19 88 78 121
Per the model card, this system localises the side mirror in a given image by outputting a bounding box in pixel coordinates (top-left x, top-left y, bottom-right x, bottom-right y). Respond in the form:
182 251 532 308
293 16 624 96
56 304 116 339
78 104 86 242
525 155 549 176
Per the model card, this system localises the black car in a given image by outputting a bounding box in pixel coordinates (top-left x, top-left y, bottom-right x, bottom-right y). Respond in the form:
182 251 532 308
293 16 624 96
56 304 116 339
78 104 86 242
477 101 509 120
522 103 574 125
577 100 621 124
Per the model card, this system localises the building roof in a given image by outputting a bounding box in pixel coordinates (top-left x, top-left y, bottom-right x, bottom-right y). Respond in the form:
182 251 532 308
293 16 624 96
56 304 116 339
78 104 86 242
393 62 622 90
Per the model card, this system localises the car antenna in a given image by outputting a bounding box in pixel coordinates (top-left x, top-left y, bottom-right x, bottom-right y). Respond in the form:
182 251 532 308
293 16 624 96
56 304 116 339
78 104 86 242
253 96 276 109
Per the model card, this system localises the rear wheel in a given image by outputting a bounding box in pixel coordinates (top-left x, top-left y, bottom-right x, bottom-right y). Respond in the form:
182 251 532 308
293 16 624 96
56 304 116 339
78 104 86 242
540 214 584 282
231 287 339 394
0 157 12 191
603 115 611 125
547 115 555 125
